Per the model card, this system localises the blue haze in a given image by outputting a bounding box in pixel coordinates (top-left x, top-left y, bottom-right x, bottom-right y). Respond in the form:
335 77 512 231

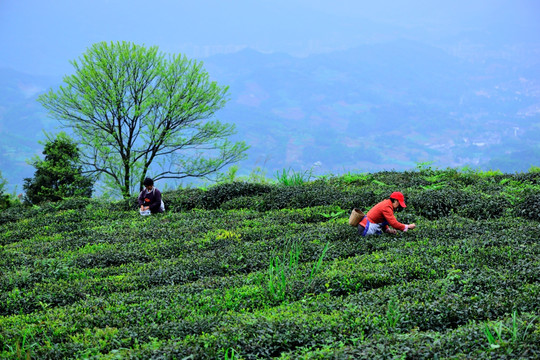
0 0 539 193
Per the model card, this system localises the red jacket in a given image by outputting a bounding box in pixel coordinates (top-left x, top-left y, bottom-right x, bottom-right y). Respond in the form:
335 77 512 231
359 199 406 231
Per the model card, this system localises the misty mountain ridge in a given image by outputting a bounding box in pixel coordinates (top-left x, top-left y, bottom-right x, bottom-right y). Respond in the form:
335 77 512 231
1 39 539 194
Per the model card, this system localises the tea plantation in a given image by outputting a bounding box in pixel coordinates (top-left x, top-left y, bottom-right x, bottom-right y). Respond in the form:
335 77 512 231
1 169 539 359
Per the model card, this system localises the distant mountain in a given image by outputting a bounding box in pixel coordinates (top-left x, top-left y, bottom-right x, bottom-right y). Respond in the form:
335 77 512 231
203 40 540 176
0 69 62 193
1 40 539 193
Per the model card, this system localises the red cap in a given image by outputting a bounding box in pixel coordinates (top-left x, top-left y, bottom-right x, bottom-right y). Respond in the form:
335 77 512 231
390 192 406 208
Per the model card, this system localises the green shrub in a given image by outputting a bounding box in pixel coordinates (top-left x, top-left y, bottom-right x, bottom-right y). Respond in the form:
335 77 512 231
407 188 460 219
164 182 272 211
221 195 264 210
258 182 368 211
160 188 205 212
1 169 539 359
458 193 510 220
513 172 540 185
517 191 540 221
23 133 94 205
200 181 273 209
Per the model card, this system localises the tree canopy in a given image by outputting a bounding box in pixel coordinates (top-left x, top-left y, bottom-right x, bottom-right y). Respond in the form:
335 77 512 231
38 41 248 198
23 132 94 204
0 171 11 209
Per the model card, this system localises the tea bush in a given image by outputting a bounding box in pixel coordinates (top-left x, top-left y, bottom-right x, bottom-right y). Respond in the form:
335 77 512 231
407 188 466 219
406 187 509 220
221 195 264 210
458 192 510 220
200 181 273 209
517 191 540 221
0 168 538 359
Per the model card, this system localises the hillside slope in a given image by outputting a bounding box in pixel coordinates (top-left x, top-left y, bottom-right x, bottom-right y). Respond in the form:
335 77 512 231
1 169 539 358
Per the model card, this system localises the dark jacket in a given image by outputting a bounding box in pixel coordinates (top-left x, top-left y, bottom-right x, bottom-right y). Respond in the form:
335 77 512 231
138 188 163 213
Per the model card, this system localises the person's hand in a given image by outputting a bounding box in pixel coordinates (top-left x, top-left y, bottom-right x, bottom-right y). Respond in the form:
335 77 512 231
386 228 397 234
408 223 416 230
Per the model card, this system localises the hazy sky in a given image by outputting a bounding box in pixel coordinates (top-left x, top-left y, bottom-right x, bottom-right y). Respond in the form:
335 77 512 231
1 0 539 76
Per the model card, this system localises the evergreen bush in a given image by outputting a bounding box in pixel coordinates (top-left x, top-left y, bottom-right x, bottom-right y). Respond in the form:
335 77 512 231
1 168 539 359
23 133 94 204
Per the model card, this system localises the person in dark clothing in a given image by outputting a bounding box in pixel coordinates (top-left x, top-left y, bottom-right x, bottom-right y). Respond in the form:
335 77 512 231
138 177 164 215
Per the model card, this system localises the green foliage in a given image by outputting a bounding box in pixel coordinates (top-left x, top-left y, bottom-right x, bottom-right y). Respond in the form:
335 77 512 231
483 311 538 350
0 170 6 194
338 171 372 185
1 168 539 359
517 191 540 221
407 187 509 220
217 165 275 185
22 132 93 205
38 41 248 198
216 165 241 184
246 166 273 184
0 170 11 209
317 209 345 221
266 240 332 302
275 167 314 186
201 181 273 210
267 241 302 301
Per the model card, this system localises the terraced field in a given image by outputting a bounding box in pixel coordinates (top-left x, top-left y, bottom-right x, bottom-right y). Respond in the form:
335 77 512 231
1 169 539 359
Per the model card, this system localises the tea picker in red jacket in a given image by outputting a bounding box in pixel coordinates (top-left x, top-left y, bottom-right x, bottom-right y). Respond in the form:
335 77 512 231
356 192 416 236
138 177 165 215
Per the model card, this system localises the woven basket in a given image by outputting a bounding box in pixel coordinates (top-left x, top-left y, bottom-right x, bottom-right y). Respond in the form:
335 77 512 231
348 208 365 226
